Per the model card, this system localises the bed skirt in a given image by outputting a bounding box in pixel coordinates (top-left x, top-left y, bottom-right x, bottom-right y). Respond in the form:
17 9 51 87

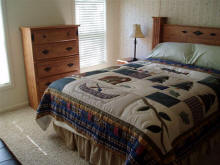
53 123 220 165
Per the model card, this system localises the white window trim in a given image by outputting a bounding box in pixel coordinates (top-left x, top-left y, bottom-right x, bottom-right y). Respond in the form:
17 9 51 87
103 0 107 63
0 0 14 91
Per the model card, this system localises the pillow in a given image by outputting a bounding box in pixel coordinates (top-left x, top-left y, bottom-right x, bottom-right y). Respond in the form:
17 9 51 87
148 42 194 64
189 44 220 71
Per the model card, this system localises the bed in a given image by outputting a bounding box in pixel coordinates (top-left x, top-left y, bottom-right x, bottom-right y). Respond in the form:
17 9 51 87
36 17 220 165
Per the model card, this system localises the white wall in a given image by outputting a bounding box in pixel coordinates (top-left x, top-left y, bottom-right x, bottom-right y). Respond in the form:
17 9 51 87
106 0 120 65
0 0 74 112
119 0 220 59
119 0 159 60
161 0 220 27
0 0 120 112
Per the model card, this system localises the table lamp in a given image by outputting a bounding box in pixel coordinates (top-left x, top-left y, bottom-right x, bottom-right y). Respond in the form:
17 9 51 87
130 24 144 61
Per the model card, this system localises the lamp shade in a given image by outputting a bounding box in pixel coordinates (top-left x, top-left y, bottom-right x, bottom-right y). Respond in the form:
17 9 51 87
130 24 144 38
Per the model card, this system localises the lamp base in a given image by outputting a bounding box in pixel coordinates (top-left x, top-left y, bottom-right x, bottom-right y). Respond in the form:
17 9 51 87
132 58 138 61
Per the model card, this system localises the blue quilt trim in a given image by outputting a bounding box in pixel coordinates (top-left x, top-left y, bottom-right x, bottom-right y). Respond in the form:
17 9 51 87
49 78 76 91
82 70 108 77
146 58 220 75
124 63 144 68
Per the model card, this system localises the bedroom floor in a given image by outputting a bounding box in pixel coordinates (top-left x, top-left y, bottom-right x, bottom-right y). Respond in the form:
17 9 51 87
0 107 219 165
0 107 88 165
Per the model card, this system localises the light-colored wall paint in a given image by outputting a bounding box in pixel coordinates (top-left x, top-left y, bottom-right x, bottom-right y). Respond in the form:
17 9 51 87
0 0 74 112
119 0 159 60
161 0 220 27
0 0 120 112
106 0 120 65
119 0 220 59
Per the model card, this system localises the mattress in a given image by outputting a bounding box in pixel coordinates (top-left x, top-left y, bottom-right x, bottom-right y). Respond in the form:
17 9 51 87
36 60 220 165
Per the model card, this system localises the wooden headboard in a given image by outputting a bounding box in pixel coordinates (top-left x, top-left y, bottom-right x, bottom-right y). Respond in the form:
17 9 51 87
152 17 220 49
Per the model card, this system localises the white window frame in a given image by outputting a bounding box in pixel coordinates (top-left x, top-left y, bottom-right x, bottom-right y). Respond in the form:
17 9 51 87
0 0 14 91
74 0 107 69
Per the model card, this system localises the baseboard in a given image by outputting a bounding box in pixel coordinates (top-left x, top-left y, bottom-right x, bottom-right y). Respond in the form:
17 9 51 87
0 101 29 113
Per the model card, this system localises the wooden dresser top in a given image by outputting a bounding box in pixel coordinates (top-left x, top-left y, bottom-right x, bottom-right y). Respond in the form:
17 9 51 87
20 25 80 31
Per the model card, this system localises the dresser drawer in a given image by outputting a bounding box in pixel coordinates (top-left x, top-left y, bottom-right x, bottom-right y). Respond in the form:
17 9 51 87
32 28 78 44
34 41 78 60
37 56 79 78
38 71 79 93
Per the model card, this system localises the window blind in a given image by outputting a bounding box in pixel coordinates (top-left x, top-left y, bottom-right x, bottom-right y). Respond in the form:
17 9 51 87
75 0 106 68
0 0 9 85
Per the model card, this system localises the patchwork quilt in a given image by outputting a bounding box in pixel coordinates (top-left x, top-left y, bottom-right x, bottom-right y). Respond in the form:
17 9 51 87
36 59 220 165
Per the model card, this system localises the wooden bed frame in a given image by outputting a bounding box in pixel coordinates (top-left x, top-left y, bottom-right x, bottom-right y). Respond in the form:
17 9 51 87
152 17 220 49
50 17 220 165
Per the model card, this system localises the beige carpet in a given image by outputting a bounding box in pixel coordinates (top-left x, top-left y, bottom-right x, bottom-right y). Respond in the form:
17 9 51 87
0 106 88 165
0 106 219 165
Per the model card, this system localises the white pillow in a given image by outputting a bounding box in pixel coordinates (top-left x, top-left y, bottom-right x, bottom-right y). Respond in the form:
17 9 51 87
188 44 220 71
148 42 194 64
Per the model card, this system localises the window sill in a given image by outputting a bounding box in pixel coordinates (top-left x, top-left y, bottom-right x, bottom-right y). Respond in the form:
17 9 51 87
0 82 14 91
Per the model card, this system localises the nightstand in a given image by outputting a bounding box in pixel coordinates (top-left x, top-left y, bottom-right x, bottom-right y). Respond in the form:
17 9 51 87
116 57 134 65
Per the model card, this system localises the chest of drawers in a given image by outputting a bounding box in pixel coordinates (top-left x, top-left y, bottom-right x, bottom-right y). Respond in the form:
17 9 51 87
21 25 80 109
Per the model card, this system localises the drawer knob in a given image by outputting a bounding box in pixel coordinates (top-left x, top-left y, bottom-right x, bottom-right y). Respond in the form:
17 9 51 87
67 63 74 67
66 47 73 51
42 49 49 55
44 67 51 72
42 34 47 38
45 82 51 86
210 33 216 36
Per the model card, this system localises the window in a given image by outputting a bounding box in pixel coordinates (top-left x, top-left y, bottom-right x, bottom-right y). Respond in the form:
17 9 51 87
0 0 10 86
75 0 106 68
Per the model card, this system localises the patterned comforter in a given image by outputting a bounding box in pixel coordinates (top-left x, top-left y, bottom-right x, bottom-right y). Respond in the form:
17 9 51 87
36 59 220 165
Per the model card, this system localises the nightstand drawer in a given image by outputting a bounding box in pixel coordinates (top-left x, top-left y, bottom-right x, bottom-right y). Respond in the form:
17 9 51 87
34 41 78 60
38 71 79 93
32 28 78 44
37 56 79 78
